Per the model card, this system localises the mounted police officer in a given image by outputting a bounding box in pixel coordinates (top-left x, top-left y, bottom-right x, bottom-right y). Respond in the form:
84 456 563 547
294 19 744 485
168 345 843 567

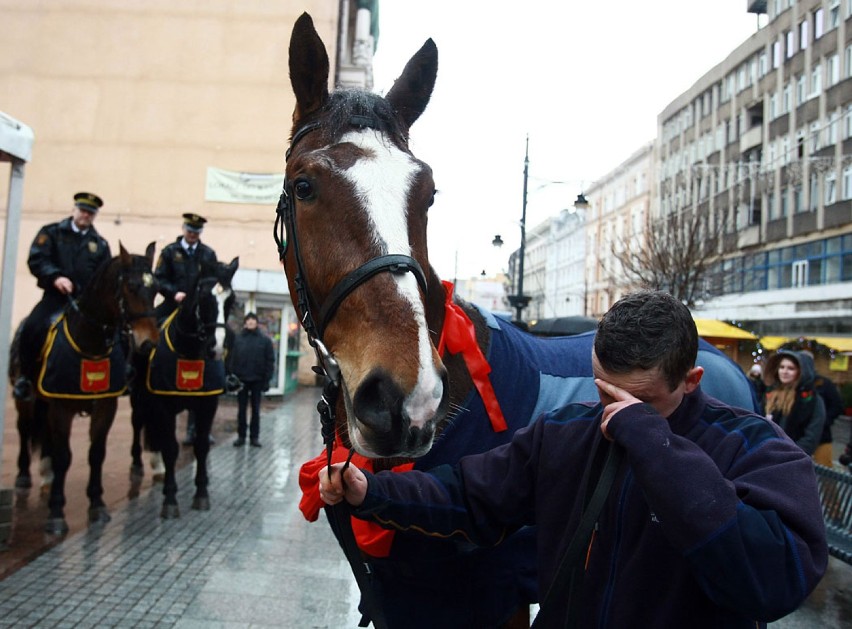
154 212 219 444
153 213 218 323
14 192 112 400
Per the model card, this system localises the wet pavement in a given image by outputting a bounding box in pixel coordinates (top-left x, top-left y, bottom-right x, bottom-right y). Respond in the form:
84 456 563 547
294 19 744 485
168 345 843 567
0 386 848 627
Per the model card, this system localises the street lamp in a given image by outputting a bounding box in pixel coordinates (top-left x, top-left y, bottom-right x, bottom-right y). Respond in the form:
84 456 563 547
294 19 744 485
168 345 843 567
492 138 590 323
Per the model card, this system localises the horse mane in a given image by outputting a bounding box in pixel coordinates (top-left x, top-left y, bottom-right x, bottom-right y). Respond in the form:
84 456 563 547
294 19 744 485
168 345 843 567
316 89 410 150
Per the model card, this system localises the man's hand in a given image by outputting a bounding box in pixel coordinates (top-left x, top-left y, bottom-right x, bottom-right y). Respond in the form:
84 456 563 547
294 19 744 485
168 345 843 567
174 291 187 303
319 462 368 507
595 378 643 440
53 276 74 295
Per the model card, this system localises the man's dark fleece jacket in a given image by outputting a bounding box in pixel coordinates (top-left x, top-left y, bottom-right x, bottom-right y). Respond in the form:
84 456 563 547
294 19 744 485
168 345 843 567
353 389 828 628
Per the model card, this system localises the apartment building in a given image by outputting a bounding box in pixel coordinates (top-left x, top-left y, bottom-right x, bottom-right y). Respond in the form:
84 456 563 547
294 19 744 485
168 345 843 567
657 0 852 337
0 0 377 392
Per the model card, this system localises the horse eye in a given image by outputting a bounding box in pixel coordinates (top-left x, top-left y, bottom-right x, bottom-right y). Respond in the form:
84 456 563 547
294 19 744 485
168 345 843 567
294 179 313 200
428 190 436 208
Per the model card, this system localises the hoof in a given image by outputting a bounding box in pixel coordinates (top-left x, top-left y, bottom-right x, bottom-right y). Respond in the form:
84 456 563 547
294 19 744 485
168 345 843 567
129 464 144 480
45 517 69 536
15 474 32 490
160 503 180 519
191 496 211 511
152 473 165 484
88 507 111 525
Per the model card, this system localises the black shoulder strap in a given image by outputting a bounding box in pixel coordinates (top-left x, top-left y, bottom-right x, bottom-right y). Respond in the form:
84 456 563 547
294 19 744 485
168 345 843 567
326 502 389 629
532 441 624 629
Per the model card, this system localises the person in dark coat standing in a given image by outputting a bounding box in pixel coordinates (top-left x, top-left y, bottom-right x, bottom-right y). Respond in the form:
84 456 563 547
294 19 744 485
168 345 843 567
228 312 275 448
154 212 219 444
800 350 844 466
14 192 112 400
153 212 218 322
763 349 826 456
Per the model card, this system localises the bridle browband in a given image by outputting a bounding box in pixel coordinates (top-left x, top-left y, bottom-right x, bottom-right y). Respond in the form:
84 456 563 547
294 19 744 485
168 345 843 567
273 114 428 372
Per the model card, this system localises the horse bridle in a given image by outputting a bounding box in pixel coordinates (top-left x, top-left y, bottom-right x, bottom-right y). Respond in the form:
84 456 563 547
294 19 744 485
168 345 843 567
273 115 428 384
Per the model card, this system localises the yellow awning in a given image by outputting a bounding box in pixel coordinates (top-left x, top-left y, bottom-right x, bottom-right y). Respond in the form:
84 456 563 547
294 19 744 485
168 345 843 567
758 335 852 352
693 319 758 340
758 336 788 350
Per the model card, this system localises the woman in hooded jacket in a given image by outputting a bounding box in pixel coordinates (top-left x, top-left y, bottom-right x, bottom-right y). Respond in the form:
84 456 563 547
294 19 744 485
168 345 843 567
763 349 826 456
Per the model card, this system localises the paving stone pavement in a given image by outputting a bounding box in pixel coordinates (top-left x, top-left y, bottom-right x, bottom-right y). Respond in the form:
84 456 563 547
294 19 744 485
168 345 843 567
0 386 361 628
0 387 849 627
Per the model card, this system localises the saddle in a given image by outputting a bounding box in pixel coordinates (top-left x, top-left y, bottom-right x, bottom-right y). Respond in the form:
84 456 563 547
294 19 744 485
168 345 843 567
36 314 128 399
145 312 225 396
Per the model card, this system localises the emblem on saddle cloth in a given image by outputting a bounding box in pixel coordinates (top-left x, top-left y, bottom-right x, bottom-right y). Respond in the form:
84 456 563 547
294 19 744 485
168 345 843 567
146 332 225 396
37 317 127 399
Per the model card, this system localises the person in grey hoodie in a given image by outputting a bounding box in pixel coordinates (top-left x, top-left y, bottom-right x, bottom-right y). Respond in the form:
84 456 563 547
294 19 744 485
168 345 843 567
763 349 826 455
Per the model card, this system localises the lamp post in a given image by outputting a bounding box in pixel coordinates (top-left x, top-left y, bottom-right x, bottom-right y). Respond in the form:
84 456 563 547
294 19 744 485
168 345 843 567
491 139 591 324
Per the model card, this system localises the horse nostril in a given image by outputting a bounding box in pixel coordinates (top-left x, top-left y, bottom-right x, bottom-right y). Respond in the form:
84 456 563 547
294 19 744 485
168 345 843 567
353 370 405 435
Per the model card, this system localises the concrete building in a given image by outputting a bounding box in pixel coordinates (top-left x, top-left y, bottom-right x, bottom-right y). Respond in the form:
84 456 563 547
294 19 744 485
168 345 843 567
584 143 654 318
657 0 852 338
0 0 378 393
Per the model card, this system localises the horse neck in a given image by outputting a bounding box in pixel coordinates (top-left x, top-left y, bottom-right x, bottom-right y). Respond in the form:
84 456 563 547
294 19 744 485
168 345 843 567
170 302 207 358
67 262 120 354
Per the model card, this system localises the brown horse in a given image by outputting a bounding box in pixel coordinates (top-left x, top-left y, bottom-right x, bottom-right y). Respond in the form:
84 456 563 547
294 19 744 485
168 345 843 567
283 13 758 628
11 242 159 535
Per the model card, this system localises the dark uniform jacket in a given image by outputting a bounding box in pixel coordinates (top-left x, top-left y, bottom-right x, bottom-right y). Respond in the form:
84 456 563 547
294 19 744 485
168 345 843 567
154 237 218 317
227 328 275 385
27 217 112 306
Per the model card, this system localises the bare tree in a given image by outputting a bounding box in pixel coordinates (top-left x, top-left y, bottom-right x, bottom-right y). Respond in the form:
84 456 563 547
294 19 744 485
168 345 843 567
609 204 728 308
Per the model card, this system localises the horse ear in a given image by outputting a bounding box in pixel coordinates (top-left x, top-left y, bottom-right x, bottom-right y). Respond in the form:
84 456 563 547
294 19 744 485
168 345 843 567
289 12 330 125
386 39 438 130
119 241 130 263
145 241 156 266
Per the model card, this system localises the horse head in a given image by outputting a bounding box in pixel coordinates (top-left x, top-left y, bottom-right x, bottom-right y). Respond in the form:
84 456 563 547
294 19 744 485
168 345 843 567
283 13 448 459
117 241 159 352
211 257 239 361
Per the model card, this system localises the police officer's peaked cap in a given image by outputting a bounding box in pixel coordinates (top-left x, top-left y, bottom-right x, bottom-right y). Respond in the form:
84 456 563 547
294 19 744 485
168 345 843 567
73 192 103 213
182 213 207 232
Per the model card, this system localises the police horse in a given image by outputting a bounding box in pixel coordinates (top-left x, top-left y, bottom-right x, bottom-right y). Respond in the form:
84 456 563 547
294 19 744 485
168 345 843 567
10 243 159 535
282 14 758 628
129 257 238 518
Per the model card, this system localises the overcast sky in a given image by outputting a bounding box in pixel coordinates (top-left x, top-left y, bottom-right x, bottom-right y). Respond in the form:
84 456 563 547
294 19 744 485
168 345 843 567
371 1 764 281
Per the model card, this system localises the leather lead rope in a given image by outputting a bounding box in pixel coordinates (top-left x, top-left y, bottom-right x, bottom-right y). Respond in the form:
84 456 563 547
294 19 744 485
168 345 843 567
317 373 389 629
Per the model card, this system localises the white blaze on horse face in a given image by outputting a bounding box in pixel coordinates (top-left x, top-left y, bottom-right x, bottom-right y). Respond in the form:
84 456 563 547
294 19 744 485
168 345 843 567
339 129 444 429
212 284 231 361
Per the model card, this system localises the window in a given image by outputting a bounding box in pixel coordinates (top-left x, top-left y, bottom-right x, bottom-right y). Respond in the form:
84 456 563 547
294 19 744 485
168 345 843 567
827 54 840 86
828 114 839 145
796 75 807 104
816 8 826 37
769 92 779 119
825 171 837 205
846 105 852 139
829 2 840 29
809 173 819 210
792 260 808 288
768 192 776 220
843 165 852 199
773 40 782 68
781 188 789 216
782 84 792 113
799 21 809 50
810 121 821 152
759 52 768 78
810 63 822 97
738 64 747 92
794 184 804 213
786 30 795 58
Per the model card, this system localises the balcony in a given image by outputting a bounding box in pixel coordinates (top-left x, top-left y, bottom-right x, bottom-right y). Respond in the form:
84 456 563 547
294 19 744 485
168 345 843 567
740 126 762 153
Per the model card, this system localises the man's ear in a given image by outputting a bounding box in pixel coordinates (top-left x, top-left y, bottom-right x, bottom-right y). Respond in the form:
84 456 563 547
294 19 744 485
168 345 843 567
685 366 704 394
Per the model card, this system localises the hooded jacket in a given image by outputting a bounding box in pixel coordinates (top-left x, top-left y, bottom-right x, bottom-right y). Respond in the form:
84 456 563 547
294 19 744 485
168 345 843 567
763 349 826 455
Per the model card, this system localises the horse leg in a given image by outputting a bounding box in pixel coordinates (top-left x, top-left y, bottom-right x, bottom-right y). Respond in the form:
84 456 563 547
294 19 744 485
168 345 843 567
191 398 217 511
129 389 145 481
14 400 33 492
86 399 117 525
160 407 181 519
45 405 72 535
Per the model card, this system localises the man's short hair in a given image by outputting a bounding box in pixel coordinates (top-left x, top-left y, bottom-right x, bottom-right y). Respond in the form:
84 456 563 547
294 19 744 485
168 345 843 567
244 312 258 322
594 290 698 391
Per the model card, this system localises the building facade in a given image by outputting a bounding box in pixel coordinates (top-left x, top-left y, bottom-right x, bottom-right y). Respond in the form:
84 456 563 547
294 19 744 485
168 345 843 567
657 0 852 336
0 0 377 392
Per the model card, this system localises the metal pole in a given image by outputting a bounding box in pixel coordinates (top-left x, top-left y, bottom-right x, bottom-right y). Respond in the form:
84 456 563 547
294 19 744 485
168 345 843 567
0 159 25 457
516 135 529 322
